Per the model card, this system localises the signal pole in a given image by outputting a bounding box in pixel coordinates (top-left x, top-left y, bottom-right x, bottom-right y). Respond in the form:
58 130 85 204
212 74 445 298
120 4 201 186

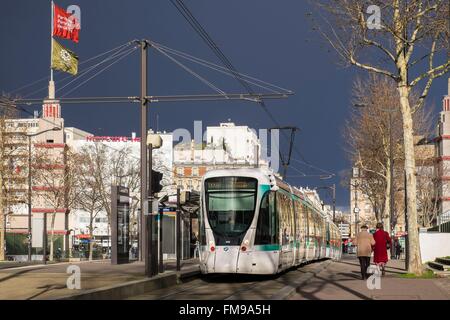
139 39 148 263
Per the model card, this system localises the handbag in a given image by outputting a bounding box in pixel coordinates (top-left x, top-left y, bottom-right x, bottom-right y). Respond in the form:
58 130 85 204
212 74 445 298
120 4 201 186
385 232 391 250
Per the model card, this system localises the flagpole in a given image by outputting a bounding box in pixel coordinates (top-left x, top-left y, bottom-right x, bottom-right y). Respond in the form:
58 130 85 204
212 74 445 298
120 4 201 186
50 0 54 83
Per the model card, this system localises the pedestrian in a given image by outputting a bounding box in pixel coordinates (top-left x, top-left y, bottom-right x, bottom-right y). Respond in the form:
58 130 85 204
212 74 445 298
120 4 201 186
373 222 392 276
395 239 401 260
354 225 375 280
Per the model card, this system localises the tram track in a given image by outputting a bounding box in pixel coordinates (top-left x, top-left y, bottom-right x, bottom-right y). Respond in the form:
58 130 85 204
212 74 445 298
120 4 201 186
128 259 331 300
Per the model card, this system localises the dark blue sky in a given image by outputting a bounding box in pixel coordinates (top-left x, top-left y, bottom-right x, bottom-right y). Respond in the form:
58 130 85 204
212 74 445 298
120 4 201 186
1 0 447 209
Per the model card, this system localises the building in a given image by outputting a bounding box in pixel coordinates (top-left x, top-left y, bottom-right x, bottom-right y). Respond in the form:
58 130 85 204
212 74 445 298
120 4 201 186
66 130 174 253
3 81 70 260
349 168 377 236
435 78 450 217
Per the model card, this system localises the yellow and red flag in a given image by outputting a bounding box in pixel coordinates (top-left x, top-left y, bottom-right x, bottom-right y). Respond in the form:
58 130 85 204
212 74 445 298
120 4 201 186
53 2 80 43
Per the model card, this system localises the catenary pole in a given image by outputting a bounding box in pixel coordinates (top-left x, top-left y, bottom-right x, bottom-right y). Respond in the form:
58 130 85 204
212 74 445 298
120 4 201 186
139 40 148 263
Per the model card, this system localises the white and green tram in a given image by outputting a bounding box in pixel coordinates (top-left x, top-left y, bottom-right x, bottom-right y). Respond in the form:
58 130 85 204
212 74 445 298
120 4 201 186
198 168 341 275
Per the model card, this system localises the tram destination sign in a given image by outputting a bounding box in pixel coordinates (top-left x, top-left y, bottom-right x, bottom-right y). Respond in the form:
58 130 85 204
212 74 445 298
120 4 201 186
206 177 257 190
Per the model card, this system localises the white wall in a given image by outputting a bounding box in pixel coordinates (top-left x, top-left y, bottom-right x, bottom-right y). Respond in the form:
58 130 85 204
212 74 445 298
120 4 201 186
419 232 450 263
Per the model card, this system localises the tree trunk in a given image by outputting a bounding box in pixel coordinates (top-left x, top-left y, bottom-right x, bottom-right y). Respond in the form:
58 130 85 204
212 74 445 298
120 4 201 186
89 218 93 261
49 211 56 261
398 83 423 275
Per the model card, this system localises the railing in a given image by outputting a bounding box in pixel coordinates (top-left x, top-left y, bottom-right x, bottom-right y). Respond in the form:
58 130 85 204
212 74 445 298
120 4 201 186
438 211 450 232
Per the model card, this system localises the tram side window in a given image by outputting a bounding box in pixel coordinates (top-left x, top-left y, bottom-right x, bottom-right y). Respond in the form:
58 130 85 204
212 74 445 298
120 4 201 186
255 191 278 244
277 191 294 246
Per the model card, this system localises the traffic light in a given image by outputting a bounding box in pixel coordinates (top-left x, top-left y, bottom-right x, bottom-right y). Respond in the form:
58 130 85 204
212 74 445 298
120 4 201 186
151 169 163 194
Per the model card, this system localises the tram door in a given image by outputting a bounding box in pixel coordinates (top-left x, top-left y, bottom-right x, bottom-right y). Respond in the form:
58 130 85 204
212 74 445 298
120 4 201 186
298 202 307 262
277 191 295 269
293 199 306 264
306 208 316 260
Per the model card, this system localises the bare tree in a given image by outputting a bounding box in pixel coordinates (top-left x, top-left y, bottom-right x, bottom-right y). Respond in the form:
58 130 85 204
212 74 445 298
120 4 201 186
345 75 434 234
77 143 141 245
76 147 104 260
33 146 81 261
415 141 438 228
0 101 25 261
312 0 449 274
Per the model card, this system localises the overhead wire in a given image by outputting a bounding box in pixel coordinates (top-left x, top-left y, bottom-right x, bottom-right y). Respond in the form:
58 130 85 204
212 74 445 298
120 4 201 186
153 45 227 96
170 0 334 178
151 42 287 94
60 46 139 97
18 42 135 99
56 45 136 94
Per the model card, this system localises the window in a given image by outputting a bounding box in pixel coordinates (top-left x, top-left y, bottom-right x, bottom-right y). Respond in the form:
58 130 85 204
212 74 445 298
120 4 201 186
255 191 278 245
193 167 199 176
205 176 257 241
177 167 184 176
277 190 294 246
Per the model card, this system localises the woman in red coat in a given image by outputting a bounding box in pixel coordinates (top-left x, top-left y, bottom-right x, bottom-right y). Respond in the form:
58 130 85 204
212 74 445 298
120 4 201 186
373 222 392 275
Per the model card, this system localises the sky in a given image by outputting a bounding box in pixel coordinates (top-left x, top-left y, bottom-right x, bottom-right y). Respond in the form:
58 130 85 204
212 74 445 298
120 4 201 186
0 0 448 210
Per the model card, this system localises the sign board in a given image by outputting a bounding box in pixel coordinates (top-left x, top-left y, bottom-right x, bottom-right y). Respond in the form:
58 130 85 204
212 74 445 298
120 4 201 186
32 218 44 248
111 185 130 264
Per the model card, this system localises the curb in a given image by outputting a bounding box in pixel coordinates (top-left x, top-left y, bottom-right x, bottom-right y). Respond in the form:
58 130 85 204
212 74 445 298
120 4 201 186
54 266 201 300
270 259 332 300
0 259 112 272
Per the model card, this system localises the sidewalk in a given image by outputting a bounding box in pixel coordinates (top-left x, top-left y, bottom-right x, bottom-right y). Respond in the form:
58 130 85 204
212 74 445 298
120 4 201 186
290 254 450 300
0 258 199 300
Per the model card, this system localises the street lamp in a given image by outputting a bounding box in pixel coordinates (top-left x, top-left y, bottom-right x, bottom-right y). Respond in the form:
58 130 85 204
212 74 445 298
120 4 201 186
25 126 61 262
352 167 360 237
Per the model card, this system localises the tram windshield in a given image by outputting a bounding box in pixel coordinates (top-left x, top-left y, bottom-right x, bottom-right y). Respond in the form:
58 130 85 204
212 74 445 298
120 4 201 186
205 177 257 238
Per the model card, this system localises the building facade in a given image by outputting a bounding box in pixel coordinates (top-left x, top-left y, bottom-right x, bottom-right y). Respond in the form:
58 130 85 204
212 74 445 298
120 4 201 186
173 122 265 192
4 88 69 259
435 78 450 216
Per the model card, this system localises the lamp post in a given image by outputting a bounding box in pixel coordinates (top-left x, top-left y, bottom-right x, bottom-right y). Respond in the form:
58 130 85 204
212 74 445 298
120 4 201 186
25 126 61 262
352 167 360 237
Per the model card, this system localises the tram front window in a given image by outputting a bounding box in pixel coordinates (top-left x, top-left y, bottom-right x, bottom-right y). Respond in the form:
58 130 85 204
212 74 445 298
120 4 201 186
205 177 257 242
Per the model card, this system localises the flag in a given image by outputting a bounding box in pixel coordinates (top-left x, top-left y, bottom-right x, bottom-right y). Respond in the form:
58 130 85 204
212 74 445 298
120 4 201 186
51 39 78 75
53 2 80 43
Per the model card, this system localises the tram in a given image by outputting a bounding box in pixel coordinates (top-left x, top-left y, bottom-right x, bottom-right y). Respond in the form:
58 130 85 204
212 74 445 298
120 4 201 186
198 168 341 274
